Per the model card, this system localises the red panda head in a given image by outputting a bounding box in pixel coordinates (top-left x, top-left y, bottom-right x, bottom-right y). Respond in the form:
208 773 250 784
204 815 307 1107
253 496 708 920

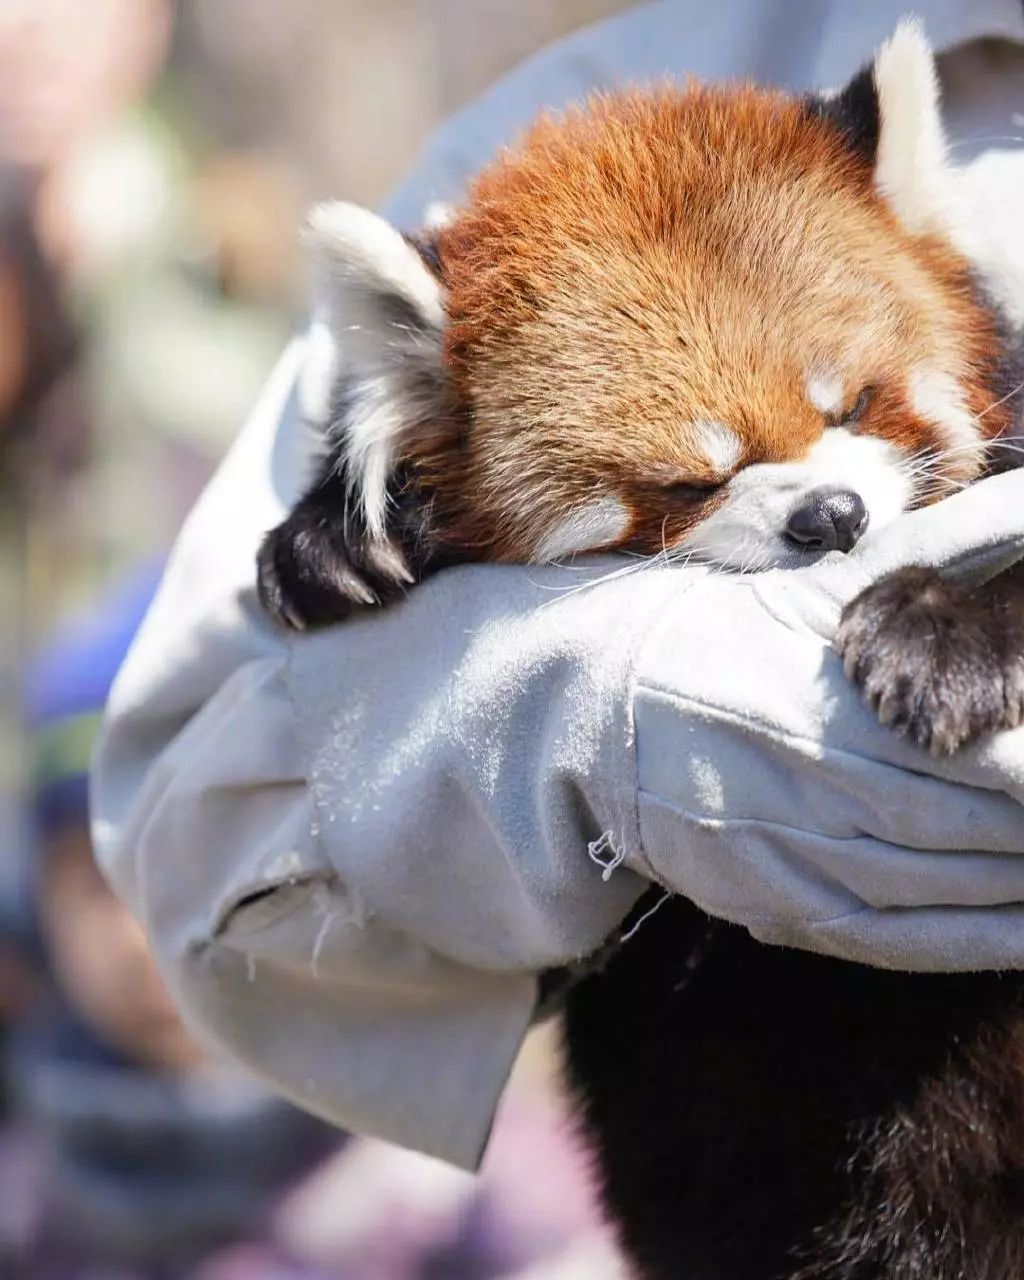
280 20 1016 623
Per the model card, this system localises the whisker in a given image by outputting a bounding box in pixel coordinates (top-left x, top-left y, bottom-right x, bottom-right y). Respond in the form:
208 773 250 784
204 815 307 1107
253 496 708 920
896 433 1024 483
947 134 1024 152
537 416 1024 606
976 378 1024 422
533 562 649 607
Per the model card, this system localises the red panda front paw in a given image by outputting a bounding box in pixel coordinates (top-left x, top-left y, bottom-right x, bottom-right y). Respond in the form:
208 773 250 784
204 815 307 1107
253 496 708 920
256 502 412 631
836 567 1024 756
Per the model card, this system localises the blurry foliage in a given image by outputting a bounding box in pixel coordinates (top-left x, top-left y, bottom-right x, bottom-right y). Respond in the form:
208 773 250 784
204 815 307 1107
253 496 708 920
0 9 636 1272
25 0 635 627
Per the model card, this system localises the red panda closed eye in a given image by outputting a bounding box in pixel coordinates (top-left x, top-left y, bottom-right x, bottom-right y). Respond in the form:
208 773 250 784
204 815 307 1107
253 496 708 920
257 19 1019 631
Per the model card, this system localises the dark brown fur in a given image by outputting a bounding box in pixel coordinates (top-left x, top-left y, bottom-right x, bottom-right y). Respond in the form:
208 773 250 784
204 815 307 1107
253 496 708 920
564 892 1024 1280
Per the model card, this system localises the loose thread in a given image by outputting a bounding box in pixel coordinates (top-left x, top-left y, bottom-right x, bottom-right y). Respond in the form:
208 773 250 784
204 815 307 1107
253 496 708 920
587 830 625 882
621 890 672 943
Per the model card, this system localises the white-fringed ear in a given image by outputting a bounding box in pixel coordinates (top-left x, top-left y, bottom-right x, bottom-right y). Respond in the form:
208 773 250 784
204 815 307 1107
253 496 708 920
300 201 445 540
871 19 955 235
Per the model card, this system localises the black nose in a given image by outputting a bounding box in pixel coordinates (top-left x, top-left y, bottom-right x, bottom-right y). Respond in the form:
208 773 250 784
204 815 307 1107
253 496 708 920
785 487 868 553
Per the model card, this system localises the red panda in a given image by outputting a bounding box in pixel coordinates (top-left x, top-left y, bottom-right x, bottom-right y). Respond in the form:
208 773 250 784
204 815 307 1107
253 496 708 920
258 20 1016 622
259 20 1024 1280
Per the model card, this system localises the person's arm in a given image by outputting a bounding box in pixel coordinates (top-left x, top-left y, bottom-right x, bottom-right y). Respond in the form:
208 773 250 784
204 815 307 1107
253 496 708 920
92 327 1024 1168
90 0 1024 1170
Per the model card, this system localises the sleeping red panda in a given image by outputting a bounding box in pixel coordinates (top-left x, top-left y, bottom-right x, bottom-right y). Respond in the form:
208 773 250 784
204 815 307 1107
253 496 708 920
259 20 1024 1280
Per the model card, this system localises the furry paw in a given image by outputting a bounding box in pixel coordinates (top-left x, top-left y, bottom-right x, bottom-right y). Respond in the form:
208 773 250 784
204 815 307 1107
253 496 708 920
836 567 1024 756
257 502 412 631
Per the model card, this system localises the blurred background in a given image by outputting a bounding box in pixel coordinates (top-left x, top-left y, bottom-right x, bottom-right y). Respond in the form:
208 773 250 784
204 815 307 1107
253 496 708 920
0 2 635 1276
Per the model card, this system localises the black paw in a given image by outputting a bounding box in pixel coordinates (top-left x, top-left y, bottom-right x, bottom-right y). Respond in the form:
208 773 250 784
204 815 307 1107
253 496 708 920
257 503 413 631
836 567 1024 756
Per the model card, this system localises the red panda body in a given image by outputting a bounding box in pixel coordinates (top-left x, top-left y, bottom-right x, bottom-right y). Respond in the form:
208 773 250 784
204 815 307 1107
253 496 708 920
256 22 1024 1279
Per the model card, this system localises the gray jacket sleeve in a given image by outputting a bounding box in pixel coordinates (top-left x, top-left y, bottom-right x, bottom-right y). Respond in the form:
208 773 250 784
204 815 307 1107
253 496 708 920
92 335 1024 1171
89 0 1024 1171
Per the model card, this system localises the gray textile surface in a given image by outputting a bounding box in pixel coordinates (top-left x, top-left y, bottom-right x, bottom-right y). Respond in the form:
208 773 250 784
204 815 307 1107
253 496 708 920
92 0 1024 1169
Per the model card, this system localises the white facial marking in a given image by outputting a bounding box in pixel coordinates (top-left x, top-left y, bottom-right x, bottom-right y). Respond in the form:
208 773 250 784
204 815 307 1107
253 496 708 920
908 368 983 477
676 427 912 571
693 420 742 475
806 372 844 416
534 496 630 562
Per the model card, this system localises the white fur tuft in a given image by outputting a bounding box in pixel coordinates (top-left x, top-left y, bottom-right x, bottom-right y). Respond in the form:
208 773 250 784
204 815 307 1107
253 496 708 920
301 201 445 539
304 201 443 327
872 19 957 236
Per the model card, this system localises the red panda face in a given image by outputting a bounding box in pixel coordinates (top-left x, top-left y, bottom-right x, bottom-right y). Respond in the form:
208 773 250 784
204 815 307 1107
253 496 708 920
271 21 1018 630
427 74 1007 571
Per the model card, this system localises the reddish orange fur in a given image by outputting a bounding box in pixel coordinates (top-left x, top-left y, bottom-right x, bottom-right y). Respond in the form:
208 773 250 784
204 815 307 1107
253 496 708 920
406 82 1009 560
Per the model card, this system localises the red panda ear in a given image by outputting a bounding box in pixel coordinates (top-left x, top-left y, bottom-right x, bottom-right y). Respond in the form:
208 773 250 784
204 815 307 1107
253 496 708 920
300 201 445 542
810 19 956 238
257 203 447 630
